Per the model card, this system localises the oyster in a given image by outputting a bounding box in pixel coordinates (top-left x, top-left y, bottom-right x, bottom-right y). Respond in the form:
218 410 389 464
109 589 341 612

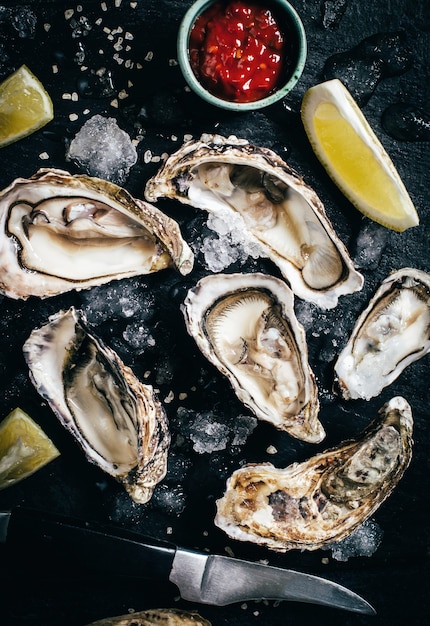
86 609 211 625
22 308 170 504
182 272 324 443
145 133 363 309
334 268 430 400
0 168 193 299
215 396 413 552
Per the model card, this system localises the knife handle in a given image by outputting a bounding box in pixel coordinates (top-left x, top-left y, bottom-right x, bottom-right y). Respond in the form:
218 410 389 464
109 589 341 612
4 506 176 580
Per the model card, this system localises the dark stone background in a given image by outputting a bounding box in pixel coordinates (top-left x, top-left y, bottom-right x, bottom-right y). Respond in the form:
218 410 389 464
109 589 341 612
0 1 429 625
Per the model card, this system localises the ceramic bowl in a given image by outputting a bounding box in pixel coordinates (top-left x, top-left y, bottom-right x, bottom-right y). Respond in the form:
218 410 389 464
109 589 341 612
177 0 307 111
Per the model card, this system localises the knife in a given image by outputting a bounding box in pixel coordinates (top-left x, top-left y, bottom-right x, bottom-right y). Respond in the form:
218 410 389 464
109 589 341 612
0 506 375 615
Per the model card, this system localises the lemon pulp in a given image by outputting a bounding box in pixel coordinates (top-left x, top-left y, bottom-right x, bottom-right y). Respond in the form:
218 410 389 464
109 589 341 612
301 79 419 232
0 407 60 490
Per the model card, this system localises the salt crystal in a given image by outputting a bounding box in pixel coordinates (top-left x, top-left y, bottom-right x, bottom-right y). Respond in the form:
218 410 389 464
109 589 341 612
44 23 51 32
125 31 134 40
64 9 74 20
144 51 154 62
110 98 119 108
67 114 138 185
39 152 49 160
69 113 79 121
100 2 107 11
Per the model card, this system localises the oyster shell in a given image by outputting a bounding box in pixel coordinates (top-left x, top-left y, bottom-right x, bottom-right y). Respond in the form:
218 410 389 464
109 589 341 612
215 396 413 552
0 168 193 299
145 133 363 309
23 308 170 504
334 268 430 400
182 272 324 443
86 609 211 625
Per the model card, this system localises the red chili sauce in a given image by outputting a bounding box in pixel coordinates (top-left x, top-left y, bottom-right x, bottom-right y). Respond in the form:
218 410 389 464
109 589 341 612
189 1 292 103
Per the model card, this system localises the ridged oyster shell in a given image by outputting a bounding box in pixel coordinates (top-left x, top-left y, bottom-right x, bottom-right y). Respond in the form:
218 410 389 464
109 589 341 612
23 308 170 504
145 133 363 309
182 272 324 443
0 168 193 299
334 267 430 400
86 609 211 625
215 396 413 551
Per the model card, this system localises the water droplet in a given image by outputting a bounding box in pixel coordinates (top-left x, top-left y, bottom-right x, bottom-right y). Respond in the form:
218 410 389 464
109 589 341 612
381 102 430 142
324 32 413 105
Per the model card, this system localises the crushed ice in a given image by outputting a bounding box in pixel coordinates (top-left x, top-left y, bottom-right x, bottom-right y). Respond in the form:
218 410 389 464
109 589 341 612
199 212 264 272
175 407 257 454
325 519 384 561
67 114 137 185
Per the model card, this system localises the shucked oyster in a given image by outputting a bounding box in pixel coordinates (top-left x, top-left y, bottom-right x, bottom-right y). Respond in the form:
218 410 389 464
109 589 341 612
0 168 193 299
182 272 324 443
215 396 413 551
23 308 170 504
334 268 430 400
145 133 363 309
86 608 211 625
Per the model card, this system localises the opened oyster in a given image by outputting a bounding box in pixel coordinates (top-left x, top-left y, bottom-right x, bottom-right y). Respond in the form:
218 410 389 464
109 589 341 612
86 609 211 625
334 268 430 400
23 308 170 504
145 133 363 309
0 168 193 299
215 396 413 551
182 272 324 443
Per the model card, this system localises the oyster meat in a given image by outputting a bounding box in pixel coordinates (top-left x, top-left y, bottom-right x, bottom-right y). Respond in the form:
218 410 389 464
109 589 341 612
215 396 413 551
0 168 193 299
23 308 170 504
145 133 363 309
86 609 211 625
182 272 324 443
334 267 430 400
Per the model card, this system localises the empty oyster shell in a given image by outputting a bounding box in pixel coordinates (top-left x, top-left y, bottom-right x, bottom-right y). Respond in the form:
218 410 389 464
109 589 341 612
334 268 430 400
215 396 413 551
145 133 363 309
0 168 193 299
23 308 170 504
86 608 211 625
182 272 324 443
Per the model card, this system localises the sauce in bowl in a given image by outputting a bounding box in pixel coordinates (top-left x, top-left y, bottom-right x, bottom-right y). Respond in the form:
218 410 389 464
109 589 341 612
189 0 296 103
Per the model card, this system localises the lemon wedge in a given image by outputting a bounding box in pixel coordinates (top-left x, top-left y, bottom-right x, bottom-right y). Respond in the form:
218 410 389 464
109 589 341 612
0 64 54 148
0 407 60 490
301 78 419 232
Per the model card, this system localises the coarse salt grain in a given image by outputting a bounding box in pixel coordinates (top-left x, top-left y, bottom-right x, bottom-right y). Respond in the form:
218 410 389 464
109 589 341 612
115 0 122 6
130 1 137 7
184 134 193 142
44 23 51 31
144 51 154 62
64 9 74 20
125 32 134 40
178 392 188 401
266 445 277 454
39 152 49 160
164 391 174 403
144 150 152 163
69 113 79 121
62 92 72 100
100 2 107 11
110 98 119 108
118 89 128 100
52 64 58 74
151 155 161 163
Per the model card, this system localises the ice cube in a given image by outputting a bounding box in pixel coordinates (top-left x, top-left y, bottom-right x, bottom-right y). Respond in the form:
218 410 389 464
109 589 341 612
67 114 137 185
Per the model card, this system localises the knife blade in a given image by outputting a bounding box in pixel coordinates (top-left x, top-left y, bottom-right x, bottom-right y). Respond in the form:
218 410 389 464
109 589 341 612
0 507 375 615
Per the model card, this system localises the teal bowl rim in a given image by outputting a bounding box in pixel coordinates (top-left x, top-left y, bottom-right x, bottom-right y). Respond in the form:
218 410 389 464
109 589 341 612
177 0 307 112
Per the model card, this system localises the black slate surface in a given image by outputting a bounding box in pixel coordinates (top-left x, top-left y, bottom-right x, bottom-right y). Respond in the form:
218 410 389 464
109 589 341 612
0 1 429 625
